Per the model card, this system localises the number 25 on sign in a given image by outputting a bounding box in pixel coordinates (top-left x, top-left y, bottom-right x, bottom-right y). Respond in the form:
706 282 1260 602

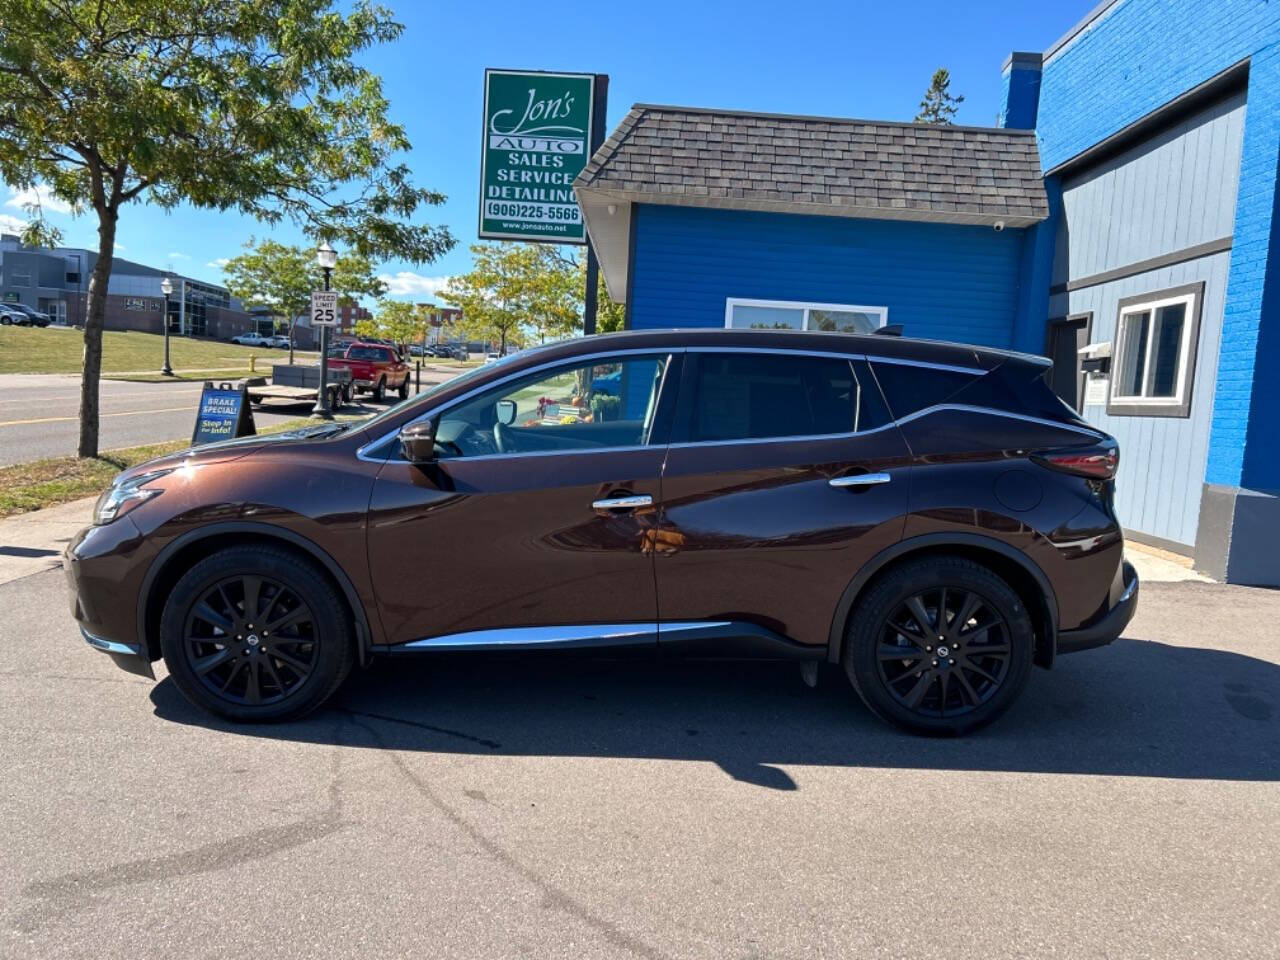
311 290 338 327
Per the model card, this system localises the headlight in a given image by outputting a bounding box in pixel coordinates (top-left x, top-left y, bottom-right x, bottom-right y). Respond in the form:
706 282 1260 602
94 469 172 525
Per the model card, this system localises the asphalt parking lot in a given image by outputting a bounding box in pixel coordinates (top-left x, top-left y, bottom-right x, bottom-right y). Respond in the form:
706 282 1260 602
2 571 1278 959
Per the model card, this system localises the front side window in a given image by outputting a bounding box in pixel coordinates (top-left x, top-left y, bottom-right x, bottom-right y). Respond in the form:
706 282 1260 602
1108 283 1203 418
433 354 669 459
725 298 887 334
686 353 879 442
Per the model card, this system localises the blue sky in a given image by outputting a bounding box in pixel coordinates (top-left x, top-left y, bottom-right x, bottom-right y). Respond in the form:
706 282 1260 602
2 0 1088 303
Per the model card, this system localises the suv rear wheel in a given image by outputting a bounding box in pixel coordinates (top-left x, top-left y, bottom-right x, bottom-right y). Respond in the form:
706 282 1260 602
160 546 354 722
842 556 1034 735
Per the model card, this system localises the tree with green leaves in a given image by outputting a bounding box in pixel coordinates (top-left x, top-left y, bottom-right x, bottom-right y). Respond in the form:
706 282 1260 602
223 239 386 362
914 68 965 125
579 256 626 334
443 242 626 352
355 299 431 351
0 0 452 457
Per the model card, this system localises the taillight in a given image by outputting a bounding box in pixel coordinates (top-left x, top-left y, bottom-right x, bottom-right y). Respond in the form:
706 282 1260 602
1032 441 1118 479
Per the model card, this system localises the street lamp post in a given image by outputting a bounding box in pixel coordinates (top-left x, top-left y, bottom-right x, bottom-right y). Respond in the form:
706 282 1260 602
311 242 337 420
160 276 174 377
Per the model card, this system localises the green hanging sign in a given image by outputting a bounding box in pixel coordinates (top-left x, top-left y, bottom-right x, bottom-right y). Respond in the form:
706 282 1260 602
478 69 596 244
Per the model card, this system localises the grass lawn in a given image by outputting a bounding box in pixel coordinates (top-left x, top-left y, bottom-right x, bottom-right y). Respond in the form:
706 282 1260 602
0 326 317 376
0 415 367 519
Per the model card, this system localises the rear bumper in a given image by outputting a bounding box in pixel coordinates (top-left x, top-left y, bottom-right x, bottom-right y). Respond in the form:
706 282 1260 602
1057 560 1139 655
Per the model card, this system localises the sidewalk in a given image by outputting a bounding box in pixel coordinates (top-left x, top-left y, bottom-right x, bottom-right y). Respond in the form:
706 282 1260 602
0 496 94 585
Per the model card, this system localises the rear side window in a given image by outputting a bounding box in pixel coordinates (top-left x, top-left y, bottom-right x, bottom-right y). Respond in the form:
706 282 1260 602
686 353 883 442
872 358 1085 425
870 361 978 419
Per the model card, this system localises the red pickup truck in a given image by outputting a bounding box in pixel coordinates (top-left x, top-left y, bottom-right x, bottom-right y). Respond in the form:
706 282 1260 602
328 342 411 402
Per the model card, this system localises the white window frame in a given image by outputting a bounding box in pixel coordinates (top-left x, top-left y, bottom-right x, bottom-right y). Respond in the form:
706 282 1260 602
1107 282 1203 419
724 297 888 333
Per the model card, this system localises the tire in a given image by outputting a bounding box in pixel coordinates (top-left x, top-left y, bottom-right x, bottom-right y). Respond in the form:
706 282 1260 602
373 377 386 403
842 556 1034 736
398 376 409 400
160 545 355 722
343 383 354 404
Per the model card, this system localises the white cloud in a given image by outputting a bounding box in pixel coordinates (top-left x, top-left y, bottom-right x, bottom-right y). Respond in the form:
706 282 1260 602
0 212 27 235
4 184 73 216
167 251 190 261
377 271 455 299
206 258 230 270
114 242 125 252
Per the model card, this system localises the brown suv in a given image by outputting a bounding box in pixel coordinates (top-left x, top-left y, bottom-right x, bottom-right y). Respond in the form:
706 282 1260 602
65 329 1138 734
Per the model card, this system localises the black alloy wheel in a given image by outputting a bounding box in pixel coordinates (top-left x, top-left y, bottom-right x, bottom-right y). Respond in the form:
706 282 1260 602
160 545 354 721
843 556 1033 735
875 586 1011 717
182 574 318 707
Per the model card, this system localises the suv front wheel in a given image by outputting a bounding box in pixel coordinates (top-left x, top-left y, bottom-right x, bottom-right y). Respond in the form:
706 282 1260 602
843 556 1034 735
160 545 354 722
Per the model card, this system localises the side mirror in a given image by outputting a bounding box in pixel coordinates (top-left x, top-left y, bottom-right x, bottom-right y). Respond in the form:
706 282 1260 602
399 420 437 463
495 399 517 426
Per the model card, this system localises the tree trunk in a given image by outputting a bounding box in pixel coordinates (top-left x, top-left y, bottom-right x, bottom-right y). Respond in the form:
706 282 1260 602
288 315 296 364
78 209 117 459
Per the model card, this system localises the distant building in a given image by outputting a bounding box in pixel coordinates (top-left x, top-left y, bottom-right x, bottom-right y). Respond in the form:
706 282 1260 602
0 234 256 339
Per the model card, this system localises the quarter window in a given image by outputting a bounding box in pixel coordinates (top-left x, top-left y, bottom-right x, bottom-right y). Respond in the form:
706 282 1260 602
687 353 879 442
1107 283 1203 418
725 298 888 334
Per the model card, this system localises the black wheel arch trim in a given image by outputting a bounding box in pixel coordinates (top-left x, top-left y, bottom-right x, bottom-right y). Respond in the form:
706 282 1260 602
826 532 1060 666
136 521 376 667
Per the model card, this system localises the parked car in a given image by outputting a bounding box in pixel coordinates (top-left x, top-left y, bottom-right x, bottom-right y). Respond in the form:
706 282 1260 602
326 341 411 402
267 335 291 349
231 332 272 347
65 328 1137 733
0 303 49 326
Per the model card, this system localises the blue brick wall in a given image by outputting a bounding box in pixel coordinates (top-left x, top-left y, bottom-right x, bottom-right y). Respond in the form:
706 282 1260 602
1036 0 1280 171
1036 0 1280 492
628 204 1027 349
998 59 1042 130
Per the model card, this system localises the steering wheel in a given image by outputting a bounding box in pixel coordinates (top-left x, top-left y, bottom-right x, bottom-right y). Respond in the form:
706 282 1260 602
493 421 513 454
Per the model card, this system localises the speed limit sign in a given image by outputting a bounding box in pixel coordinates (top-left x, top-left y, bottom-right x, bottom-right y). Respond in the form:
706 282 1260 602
310 290 338 327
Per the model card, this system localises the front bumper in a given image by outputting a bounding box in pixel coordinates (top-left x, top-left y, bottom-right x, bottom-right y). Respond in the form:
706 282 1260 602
63 520 155 679
1057 560 1139 655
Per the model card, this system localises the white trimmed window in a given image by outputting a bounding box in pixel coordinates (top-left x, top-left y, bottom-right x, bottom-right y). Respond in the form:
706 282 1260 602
1108 282 1203 418
724 298 888 334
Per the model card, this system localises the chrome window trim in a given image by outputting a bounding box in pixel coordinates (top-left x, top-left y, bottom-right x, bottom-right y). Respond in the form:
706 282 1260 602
356 347 677 463
894 403 1102 436
868 355 987 376
354 344 1051 464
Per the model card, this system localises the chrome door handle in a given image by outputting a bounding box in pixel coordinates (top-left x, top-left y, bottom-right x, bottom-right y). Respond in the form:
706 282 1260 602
592 494 653 510
829 473 891 488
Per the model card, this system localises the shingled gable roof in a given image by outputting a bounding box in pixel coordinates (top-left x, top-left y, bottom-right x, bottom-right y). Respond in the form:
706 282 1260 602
575 103 1048 226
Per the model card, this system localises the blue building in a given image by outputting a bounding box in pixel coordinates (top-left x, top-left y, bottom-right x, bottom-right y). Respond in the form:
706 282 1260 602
575 0 1280 585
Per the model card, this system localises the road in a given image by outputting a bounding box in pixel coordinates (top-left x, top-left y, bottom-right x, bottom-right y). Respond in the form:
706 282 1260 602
1 573 1277 959
0 371 453 465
